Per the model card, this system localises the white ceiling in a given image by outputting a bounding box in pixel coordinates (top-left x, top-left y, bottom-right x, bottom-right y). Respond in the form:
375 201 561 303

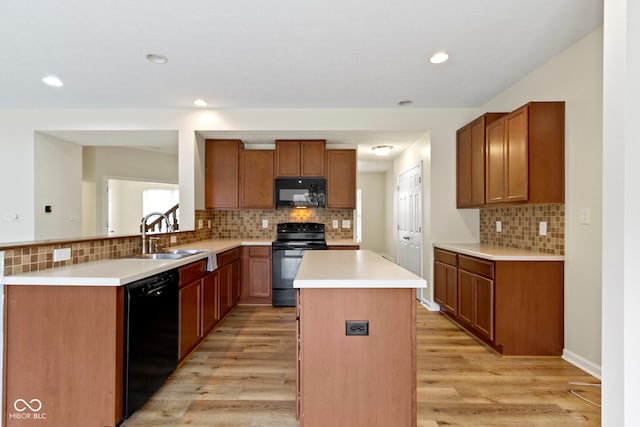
3 1 603 168
1 0 602 109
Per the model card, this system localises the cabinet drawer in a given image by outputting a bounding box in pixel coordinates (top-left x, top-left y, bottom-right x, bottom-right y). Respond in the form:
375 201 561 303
248 246 271 257
179 260 207 287
458 255 494 279
217 247 241 266
434 248 458 266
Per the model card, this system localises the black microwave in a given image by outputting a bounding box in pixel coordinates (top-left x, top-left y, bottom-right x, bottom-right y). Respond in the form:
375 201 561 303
275 178 326 208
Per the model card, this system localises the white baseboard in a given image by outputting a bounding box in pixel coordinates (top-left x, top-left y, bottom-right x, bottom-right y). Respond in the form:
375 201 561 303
419 299 440 312
562 349 602 380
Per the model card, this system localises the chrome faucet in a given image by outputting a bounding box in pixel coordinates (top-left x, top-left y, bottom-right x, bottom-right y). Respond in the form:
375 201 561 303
141 212 175 254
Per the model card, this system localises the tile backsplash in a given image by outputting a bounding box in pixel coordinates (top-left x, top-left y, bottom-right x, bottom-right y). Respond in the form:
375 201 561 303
2 208 354 276
480 203 565 255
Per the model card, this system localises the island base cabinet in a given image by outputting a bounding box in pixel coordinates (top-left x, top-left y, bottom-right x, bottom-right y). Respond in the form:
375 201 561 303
297 288 416 427
3 285 124 427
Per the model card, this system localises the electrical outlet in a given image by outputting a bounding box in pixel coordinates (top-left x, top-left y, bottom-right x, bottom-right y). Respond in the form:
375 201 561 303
208 219 212 228
342 219 351 229
539 221 547 236
53 248 71 262
496 221 502 233
170 236 177 244
345 320 369 336
198 219 203 229
332 220 339 229
262 219 269 228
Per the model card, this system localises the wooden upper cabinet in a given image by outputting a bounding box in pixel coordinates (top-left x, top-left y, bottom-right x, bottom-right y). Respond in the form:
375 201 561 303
326 149 356 209
485 102 564 205
457 113 505 208
205 139 243 209
275 140 326 177
240 149 275 209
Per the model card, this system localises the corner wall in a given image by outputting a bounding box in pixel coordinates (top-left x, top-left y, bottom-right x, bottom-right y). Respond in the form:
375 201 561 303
481 27 604 374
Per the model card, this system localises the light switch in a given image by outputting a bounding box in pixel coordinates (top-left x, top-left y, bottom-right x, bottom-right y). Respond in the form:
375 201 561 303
262 219 269 228
342 220 351 229
579 209 591 225
496 221 502 233
332 220 339 229
539 221 547 236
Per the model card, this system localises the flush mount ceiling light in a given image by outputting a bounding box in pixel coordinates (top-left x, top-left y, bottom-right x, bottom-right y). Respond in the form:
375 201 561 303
146 53 168 64
371 145 394 156
193 99 208 107
42 75 63 87
429 51 450 64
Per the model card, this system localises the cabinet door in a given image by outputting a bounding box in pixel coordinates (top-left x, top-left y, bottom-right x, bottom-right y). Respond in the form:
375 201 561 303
469 118 488 206
248 257 272 298
300 140 326 177
218 263 232 318
326 149 356 209
231 259 241 304
201 272 219 335
433 260 447 306
457 270 474 327
275 140 301 177
434 260 457 316
485 118 506 204
474 275 494 341
205 139 241 208
240 149 275 209
456 124 473 207
504 106 529 202
179 279 202 360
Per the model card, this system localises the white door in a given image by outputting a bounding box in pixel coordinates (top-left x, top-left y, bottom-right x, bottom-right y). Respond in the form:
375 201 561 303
397 163 423 297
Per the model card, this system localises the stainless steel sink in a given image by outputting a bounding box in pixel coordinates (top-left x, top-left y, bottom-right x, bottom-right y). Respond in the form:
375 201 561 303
126 252 194 260
167 249 203 255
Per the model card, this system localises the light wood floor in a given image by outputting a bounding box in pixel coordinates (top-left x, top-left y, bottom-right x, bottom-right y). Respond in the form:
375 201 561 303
122 304 601 427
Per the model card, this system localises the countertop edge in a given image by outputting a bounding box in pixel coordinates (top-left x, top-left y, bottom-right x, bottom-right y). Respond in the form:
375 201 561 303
433 243 564 261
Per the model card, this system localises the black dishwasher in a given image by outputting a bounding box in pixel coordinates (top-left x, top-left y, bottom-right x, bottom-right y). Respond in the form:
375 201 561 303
123 269 179 418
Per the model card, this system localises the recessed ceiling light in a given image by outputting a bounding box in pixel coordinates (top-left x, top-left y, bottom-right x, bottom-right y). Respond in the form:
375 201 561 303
398 100 413 106
429 52 450 64
193 99 208 107
146 54 168 64
42 76 63 87
372 145 394 156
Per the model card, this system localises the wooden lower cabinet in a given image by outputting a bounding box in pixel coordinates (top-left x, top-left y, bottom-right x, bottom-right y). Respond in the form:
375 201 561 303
179 278 203 359
240 245 272 304
202 272 219 334
179 252 240 361
433 249 458 316
297 287 417 427
217 248 241 318
433 248 563 355
4 285 124 427
457 269 494 342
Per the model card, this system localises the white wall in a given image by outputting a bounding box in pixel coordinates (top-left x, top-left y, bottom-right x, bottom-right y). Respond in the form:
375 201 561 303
357 172 387 253
602 1 640 425
85 146 178 236
0 108 476 245
34 133 83 239
481 27 604 375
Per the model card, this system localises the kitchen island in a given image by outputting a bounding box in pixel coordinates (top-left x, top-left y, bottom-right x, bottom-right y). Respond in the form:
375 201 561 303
294 250 426 427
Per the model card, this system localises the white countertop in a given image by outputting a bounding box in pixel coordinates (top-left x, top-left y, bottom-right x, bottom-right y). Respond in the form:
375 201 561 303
294 250 426 289
433 243 564 261
2 239 272 287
